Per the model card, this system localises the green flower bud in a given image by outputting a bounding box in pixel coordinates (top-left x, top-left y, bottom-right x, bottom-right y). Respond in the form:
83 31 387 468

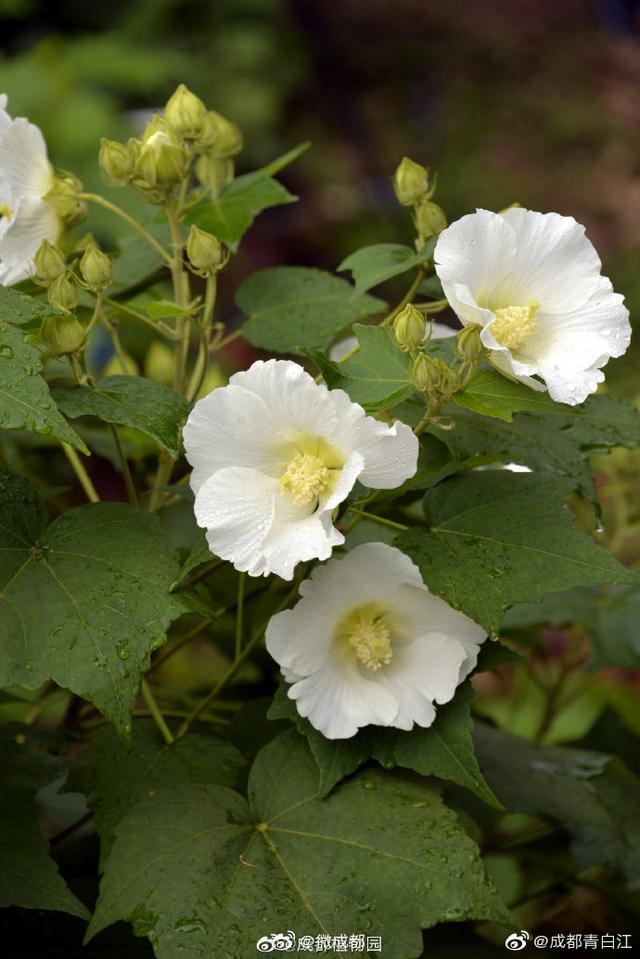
186 224 226 276
411 353 438 393
456 324 483 363
40 313 85 355
34 240 66 285
414 200 447 240
44 174 87 226
393 157 429 207
165 83 207 140
142 113 171 141
393 303 425 351
80 245 114 292
134 130 189 192
47 273 78 313
99 138 133 187
71 232 97 254
197 110 243 157
195 154 234 193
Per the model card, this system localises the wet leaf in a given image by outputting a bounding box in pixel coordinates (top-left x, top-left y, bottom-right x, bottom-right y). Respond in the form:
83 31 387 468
338 242 432 294
453 370 558 421
0 318 87 452
88 729 509 958
0 468 185 736
52 376 190 459
396 471 637 635
69 720 244 865
0 734 89 919
239 267 386 353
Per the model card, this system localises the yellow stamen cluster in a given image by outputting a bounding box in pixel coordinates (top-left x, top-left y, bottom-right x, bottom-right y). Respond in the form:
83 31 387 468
280 452 331 505
348 616 393 671
0 203 13 219
491 301 540 351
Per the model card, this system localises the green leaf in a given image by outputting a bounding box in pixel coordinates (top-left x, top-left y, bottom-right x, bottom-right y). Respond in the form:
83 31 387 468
307 324 414 412
52 375 190 459
0 734 89 919
438 394 640 499
125 295 193 319
338 242 430 294
186 171 297 251
396 471 637 635
503 585 640 669
0 319 87 452
68 720 244 865
0 285 63 330
239 267 386 354
170 530 214 590
474 723 640 889
112 223 170 295
268 681 500 807
453 370 558 421
88 729 509 957
0 468 185 736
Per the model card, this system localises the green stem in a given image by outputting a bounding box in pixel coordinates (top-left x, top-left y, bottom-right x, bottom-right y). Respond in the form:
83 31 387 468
110 425 139 507
62 443 99 503
186 275 217 402
148 618 213 673
176 583 299 738
214 328 243 351
380 267 427 328
80 193 172 265
235 572 245 658
103 297 179 339
166 203 191 394
346 507 408 531
141 678 173 744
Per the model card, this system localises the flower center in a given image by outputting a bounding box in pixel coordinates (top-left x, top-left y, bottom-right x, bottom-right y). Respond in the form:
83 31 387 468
491 301 539 351
280 451 331 505
348 615 393 671
0 203 13 219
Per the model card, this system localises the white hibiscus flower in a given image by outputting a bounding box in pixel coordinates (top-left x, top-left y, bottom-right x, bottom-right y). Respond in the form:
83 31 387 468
266 542 486 739
0 95 60 286
434 208 631 405
183 360 418 580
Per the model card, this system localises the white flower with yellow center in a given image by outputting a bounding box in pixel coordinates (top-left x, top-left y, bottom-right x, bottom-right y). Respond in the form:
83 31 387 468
183 360 418 580
266 542 486 739
434 208 631 405
0 95 60 286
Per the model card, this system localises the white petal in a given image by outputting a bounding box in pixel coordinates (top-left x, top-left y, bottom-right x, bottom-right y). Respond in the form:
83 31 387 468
266 602 335 676
229 359 339 441
0 117 52 201
327 389 418 488
0 94 11 135
288 657 398 739
498 208 602 312
193 467 277 577
427 320 458 340
322 450 364 511
0 197 59 285
400 584 486 681
378 633 467 730
435 209 516 314
260 491 339 581
184 383 284 496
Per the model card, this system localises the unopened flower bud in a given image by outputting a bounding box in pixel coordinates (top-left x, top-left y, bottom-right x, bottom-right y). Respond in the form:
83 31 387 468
72 232 97 254
195 154 234 192
456 324 483 363
47 273 78 313
393 303 425 351
165 83 207 140
186 224 226 276
34 240 66 284
411 353 451 395
198 110 243 157
414 200 447 240
41 314 85 355
80 245 114 292
134 130 189 192
45 174 87 226
99 138 133 187
393 157 429 207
